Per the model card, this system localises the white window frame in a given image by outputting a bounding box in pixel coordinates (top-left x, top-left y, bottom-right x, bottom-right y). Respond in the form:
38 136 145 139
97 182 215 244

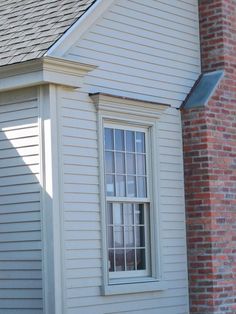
90 93 169 295
104 123 151 279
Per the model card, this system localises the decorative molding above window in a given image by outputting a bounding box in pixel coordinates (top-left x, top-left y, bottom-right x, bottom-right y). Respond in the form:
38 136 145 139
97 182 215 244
90 93 170 120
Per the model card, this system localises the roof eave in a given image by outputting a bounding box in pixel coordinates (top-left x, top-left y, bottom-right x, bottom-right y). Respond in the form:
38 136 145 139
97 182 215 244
0 56 96 92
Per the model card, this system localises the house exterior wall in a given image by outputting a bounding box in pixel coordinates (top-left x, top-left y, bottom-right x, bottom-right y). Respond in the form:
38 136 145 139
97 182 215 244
182 0 236 313
52 1 202 313
64 0 201 109
0 1 203 314
57 87 189 314
0 87 43 314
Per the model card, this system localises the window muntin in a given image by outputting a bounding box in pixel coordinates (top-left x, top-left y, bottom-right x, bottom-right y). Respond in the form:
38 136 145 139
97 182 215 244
104 125 150 280
105 127 147 199
107 203 149 275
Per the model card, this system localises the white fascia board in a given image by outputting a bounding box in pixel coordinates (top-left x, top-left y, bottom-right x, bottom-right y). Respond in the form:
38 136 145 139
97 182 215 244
45 0 116 57
0 56 96 92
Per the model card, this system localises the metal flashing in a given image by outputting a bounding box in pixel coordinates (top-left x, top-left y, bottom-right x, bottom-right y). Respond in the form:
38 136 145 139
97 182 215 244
183 70 224 109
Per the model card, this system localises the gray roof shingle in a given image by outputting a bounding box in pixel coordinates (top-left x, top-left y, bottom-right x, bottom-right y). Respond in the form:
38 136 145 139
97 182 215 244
0 0 96 66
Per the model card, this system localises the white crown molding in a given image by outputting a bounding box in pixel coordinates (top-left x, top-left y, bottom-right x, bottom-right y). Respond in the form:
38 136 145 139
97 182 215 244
45 0 116 57
0 56 96 92
90 92 170 119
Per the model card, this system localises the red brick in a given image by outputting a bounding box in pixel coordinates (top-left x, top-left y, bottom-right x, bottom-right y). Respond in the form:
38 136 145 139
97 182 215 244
182 1 236 313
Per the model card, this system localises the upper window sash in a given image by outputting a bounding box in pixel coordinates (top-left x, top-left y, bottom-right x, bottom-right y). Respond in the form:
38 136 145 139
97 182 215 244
104 125 150 200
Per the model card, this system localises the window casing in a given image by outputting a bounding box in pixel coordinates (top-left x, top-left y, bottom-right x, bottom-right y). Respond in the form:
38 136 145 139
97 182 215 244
91 92 168 295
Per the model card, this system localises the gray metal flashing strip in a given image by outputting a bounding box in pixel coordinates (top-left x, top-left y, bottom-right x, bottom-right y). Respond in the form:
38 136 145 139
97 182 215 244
183 70 224 109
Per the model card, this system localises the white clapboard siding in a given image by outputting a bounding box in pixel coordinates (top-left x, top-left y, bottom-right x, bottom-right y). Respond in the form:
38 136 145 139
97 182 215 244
57 82 189 314
57 1 196 312
65 0 200 108
0 88 43 313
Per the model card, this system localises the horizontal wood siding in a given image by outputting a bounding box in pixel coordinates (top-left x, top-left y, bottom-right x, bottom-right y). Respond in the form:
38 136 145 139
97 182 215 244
59 0 197 312
0 88 43 314
65 0 200 108
59 88 188 314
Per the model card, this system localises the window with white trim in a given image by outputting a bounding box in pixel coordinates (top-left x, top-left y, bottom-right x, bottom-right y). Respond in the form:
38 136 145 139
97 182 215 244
104 124 151 279
90 92 167 294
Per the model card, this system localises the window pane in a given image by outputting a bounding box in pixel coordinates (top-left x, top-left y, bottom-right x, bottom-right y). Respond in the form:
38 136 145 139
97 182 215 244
127 153 136 175
107 203 148 274
116 175 126 197
105 128 114 150
125 226 135 248
109 250 115 272
124 203 134 225
135 226 145 247
126 131 135 152
114 226 124 248
116 152 125 174
113 203 123 225
115 250 125 271
105 151 115 174
136 132 145 153
108 226 114 248
134 204 144 225
137 176 147 198
136 249 146 270
106 175 115 196
127 176 136 197
107 203 113 224
126 249 135 271
115 129 124 151
137 154 146 175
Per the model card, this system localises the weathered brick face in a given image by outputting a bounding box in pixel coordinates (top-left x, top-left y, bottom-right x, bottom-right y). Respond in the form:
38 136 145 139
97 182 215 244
199 0 236 73
182 1 236 313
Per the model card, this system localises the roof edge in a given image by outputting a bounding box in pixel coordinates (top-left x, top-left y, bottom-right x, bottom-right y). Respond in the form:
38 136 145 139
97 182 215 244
45 0 116 58
0 56 96 92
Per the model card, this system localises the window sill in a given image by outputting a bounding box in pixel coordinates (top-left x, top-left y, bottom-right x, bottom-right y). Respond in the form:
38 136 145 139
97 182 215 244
102 279 167 296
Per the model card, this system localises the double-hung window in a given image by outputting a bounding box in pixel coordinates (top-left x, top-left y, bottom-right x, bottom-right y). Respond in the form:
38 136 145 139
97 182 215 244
90 93 168 295
104 125 150 279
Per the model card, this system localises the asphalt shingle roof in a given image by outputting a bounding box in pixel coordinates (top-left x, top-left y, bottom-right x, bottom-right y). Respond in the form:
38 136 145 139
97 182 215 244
0 0 96 66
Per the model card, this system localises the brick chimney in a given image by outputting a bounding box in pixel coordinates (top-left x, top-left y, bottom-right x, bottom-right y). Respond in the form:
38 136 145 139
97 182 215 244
182 1 236 313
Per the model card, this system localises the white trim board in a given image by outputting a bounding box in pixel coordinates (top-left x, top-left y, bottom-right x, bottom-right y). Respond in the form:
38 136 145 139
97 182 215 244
90 93 170 119
0 57 96 92
45 0 116 57
39 85 64 314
